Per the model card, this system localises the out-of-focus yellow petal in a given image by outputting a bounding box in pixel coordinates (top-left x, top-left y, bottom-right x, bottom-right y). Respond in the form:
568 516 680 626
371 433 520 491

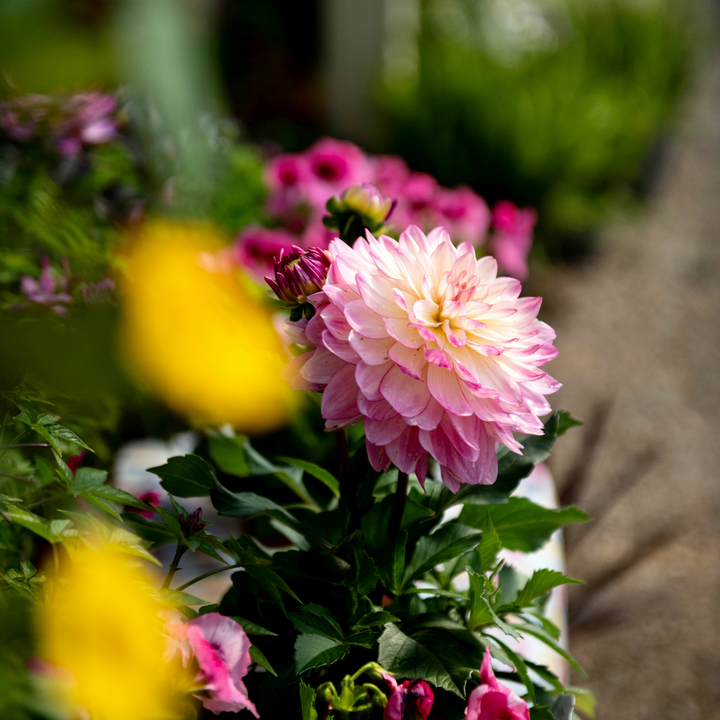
37 546 183 720
120 220 292 433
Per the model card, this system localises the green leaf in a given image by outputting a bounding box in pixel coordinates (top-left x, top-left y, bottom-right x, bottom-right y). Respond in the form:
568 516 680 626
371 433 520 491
277 457 340 497
2 506 53 541
92 485 153 511
467 572 494 631
246 565 301 604
153 589 208 606
249 644 277 676
402 523 482 588
352 547 379 597
344 629 380 648
530 707 556 720
403 587 468 601
294 634 350 674
479 515 501 573
378 625 479 697
356 611 400 628
460 498 590 552
361 497 407 594
512 624 586 676
121 513 177 547
510 569 583 609
290 604 343 641
44 423 93 452
73 467 108 493
524 661 565 694
567 687 596 718
149 455 217 498
230 617 277 636
82 491 123 521
208 433 250 477
555 411 583 436
299 681 319 720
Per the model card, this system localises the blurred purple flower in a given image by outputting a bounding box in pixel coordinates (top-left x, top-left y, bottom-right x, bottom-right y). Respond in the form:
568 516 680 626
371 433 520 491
17 257 72 315
490 201 537 280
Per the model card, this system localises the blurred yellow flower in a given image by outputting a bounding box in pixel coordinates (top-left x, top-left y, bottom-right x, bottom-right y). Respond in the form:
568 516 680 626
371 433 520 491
37 546 184 720
120 220 292 433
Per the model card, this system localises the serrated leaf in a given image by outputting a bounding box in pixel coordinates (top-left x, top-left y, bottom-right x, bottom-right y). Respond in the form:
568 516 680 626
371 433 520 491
149 455 217 498
460 498 590 553
356 611 400 628
246 565 301 603
230 617 277 636
92 485 152 511
45 423 92 452
479 515 501 573
556 411 583 436
490 635 535 703
512 624 586 676
73 467 108 493
402 522 482 589
378 625 479 697
208 433 250 477
154 589 208 606
2 506 52 541
294 634 349 674
82 491 123 521
352 547 379 597
361 496 407 594
249 644 277 676
403 587 468 601
277 457 340 497
509 569 583 610
300 681 319 720
290 604 343 641
344 629 379 648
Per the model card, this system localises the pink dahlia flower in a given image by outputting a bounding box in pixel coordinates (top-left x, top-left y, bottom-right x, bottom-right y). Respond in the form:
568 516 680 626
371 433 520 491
280 227 558 490
304 137 371 208
465 648 530 720
165 613 259 717
433 186 491 248
490 201 537 281
381 673 434 720
233 226 298 280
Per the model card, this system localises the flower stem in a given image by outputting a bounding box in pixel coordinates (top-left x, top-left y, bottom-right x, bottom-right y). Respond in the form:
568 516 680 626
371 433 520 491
176 563 244 592
389 471 408 537
162 544 188 590
334 429 351 484
335 429 359 529
0 443 50 449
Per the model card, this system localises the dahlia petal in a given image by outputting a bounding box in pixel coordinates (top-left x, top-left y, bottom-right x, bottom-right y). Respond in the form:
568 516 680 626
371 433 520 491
424 347 452 370
300 346 348 384
384 426 423 474
380 364 431 417
426 364 474 416
366 440 390 472
415 453 429 488
282 318 310 345
358 395 398 421
322 329 358 363
321 363 360 420
322 303 353 341
356 272 406 318
349 332 394 365
407 398 444 430
388 343 427 380
281 351 322 391
364 415 407 444
384 316 424 349
344 299 389 339
356 360 392 401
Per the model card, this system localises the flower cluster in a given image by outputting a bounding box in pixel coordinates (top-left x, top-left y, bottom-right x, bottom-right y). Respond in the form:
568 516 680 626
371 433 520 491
0 92 118 158
279 226 558 490
233 137 536 281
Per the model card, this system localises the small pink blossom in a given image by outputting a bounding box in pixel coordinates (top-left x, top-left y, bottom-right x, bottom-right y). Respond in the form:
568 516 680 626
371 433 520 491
372 155 410 198
381 673 434 720
124 491 160 519
433 186 490 247
233 226 298 280
304 137 371 208
465 648 530 720
54 93 117 157
394 172 439 229
280 227 558 490
165 613 259 717
17 257 72 315
490 202 537 281
66 452 86 476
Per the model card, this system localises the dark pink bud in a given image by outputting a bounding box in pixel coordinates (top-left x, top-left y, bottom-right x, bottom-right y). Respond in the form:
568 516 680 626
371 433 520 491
384 680 434 720
265 246 332 308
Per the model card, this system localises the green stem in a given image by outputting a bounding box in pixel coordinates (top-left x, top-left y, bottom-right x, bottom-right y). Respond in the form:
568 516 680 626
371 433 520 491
0 443 50 449
26 492 66 510
176 563 244 592
389 471 408 538
162 544 188 590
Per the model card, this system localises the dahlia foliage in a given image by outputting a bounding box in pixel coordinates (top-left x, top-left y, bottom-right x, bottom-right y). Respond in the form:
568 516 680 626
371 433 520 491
280 227 559 491
1 95 591 720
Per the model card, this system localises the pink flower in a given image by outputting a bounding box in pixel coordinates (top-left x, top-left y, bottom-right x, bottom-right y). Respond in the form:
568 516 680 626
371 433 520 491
66 452 86 475
303 137 371 208
465 648 530 720
165 613 259 717
17 257 72 315
433 187 490 247
233 226 298 280
280 227 559 490
490 202 537 281
264 153 309 194
372 155 410 198
124 491 160 519
55 93 117 157
266 246 332 308
381 674 434 720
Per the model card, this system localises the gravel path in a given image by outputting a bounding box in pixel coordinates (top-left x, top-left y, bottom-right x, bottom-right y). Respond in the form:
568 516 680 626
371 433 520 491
534 47 720 720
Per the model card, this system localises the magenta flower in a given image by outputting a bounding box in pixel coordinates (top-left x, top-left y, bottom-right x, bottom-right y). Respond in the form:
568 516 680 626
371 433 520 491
233 226 298 280
17 257 72 315
465 648 530 720
489 202 537 281
265 153 309 193
266 246 332 308
381 674 434 720
54 93 117 157
124 491 160 519
433 186 490 247
66 452 86 476
304 137 370 207
372 155 410 198
281 226 559 490
0 94 51 141
165 613 259 717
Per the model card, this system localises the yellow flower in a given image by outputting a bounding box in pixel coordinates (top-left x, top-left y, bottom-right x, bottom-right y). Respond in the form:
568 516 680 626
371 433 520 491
120 220 292 433
36 546 184 720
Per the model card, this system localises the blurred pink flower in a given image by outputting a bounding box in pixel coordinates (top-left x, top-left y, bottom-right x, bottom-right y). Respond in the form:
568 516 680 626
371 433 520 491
0 94 51 141
18 257 72 315
124 491 160 520
55 93 117 157
434 186 490 247
281 227 558 490
66 452 86 476
372 155 410 198
381 673 434 720
465 648 530 720
394 172 439 229
304 137 371 207
490 202 537 281
233 226 298 280
165 613 258 717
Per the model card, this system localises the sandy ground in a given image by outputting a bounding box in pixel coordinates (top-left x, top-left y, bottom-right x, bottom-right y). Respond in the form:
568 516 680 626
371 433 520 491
535 46 720 720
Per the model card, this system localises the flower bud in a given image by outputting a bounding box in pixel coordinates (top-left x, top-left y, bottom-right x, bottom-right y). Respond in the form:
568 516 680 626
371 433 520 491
323 183 396 243
179 508 206 537
265 246 331 318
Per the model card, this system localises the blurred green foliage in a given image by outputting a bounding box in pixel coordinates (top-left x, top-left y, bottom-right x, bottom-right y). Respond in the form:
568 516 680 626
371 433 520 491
378 0 695 256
